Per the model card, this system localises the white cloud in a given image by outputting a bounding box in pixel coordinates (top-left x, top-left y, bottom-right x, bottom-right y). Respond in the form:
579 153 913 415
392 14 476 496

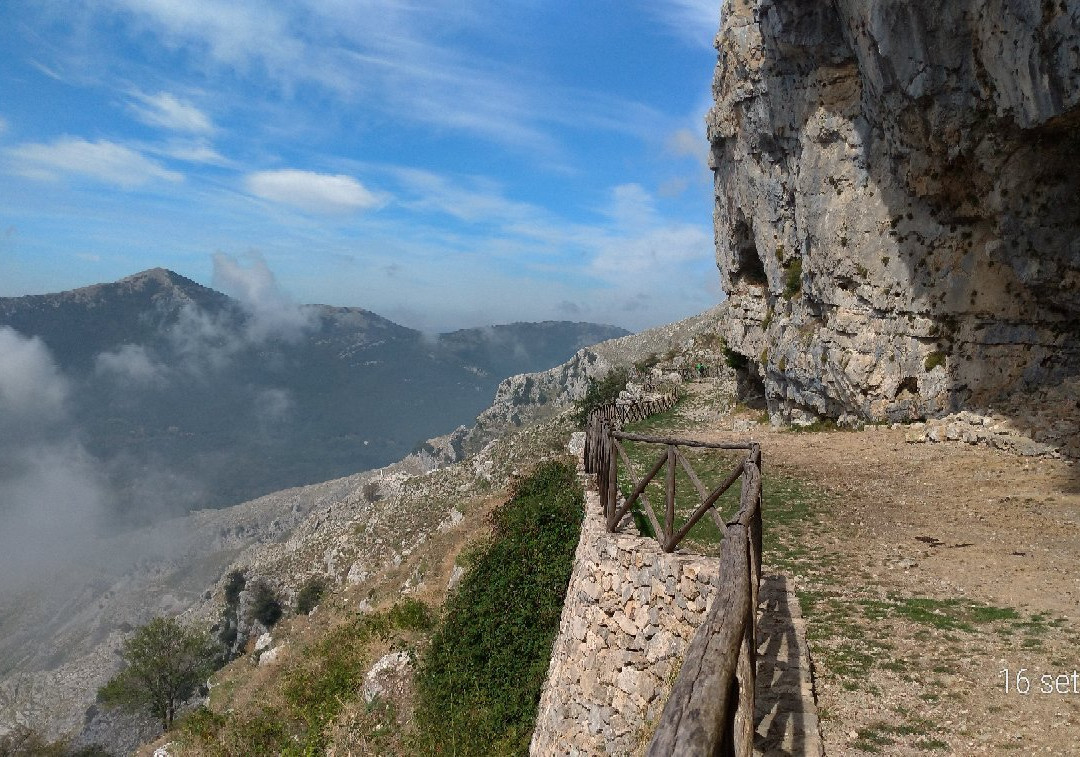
392 167 537 225
161 140 229 165
650 0 724 48
246 169 384 215
0 328 69 430
108 0 303 70
607 183 659 229
130 91 213 132
95 344 167 385
0 328 107 592
212 251 317 341
9 137 183 188
590 224 712 281
667 127 710 165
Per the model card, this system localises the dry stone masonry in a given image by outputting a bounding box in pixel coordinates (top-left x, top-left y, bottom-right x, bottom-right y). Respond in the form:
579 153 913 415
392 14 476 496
531 458 718 755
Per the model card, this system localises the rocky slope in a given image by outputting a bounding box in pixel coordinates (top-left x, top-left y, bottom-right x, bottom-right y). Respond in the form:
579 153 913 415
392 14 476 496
0 309 719 751
710 0 1079 424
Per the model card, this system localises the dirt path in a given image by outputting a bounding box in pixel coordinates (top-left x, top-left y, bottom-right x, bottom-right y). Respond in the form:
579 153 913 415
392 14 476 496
668 382 1080 754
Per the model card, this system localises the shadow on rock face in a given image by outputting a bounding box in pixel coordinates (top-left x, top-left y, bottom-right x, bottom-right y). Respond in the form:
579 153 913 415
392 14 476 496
709 0 1079 449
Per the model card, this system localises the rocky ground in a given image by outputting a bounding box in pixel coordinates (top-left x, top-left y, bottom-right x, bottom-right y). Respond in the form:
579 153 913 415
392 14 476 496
667 382 1080 755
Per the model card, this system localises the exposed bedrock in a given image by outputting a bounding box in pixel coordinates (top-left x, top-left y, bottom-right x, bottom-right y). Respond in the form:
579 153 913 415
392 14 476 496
710 0 1080 423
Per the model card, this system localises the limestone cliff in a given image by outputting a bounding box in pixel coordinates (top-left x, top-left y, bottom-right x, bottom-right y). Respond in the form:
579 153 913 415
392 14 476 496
710 0 1079 423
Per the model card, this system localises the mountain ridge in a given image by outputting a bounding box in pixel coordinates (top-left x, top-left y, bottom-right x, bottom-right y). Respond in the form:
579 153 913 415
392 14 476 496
0 269 628 518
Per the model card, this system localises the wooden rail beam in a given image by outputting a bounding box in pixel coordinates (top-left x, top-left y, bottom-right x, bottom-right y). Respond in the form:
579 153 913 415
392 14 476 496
613 432 756 450
646 522 752 756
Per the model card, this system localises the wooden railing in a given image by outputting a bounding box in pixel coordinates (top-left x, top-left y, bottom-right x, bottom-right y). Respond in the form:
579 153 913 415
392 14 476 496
583 394 763 756
646 445 761 756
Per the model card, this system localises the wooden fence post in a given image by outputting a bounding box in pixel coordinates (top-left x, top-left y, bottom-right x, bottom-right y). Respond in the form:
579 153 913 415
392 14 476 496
664 444 676 551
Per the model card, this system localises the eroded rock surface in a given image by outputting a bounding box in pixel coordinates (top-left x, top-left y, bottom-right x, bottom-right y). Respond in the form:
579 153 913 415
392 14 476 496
711 0 1079 424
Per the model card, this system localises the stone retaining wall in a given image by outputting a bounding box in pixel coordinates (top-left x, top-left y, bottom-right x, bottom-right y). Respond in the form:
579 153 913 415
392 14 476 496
530 468 718 755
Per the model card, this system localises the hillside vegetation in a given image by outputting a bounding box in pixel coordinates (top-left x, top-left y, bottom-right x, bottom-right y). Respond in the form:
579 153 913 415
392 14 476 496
142 422 584 755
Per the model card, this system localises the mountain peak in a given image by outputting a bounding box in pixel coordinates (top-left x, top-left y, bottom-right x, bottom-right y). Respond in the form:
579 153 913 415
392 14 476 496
119 267 201 291
119 267 176 284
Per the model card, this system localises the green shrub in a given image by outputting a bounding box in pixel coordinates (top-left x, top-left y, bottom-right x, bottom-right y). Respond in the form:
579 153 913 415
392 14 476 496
783 258 803 299
924 351 947 372
573 367 629 425
295 577 328 616
248 581 283 628
413 461 584 755
388 597 433 631
224 569 246 606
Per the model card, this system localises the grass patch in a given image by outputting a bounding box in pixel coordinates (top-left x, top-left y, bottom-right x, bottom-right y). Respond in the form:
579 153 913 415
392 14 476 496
177 597 433 755
412 460 584 756
783 258 803 299
924 351 947 371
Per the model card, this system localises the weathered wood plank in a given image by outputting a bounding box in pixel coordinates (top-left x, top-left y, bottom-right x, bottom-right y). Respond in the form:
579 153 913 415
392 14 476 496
613 432 755 450
646 523 751 756
610 440 665 537
676 449 710 501
665 445 676 548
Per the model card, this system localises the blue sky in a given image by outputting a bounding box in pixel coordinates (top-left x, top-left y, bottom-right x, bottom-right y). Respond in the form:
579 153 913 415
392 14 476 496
0 1 724 332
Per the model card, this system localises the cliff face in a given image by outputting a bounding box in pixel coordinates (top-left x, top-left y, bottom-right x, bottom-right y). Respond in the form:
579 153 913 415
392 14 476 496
710 0 1080 423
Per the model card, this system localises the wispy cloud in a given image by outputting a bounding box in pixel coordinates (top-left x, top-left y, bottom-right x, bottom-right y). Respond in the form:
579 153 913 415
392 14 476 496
95 0 656 156
0 327 106 592
107 0 303 71
650 0 723 49
391 167 538 225
666 127 710 166
8 137 183 188
95 344 167 386
0 328 69 428
246 169 384 215
129 91 213 132
157 138 230 166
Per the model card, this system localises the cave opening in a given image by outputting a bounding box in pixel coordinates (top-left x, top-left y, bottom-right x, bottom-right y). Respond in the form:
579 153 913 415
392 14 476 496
735 364 768 410
733 218 768 287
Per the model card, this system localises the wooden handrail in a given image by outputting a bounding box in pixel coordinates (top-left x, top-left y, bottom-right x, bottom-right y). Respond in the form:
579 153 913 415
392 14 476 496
583 385 763 756
613 432 755 450
646 450 762 756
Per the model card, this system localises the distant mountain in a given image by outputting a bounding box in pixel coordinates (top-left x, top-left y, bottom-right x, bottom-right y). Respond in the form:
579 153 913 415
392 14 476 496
0 269 627 521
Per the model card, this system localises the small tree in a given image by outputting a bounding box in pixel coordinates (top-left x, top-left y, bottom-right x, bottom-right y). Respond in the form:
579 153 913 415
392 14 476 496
572 367 629 426
98 617 216 732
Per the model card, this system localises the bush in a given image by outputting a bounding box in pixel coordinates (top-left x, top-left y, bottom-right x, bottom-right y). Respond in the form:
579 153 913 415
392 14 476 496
924 351 947 372
413 460 584 755
573 367 629 425
362 481 381 504
295 577 328 616
224 569 246 606
783 258 803 299
248 581 283 627
388 596 433 631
